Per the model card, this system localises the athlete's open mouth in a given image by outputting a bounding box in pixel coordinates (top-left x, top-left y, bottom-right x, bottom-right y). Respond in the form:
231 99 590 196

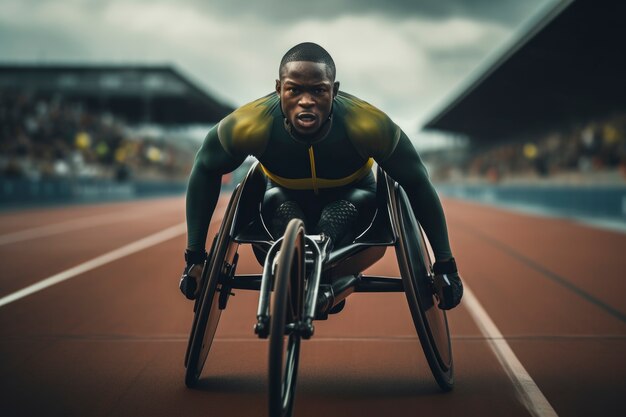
295 112 318 129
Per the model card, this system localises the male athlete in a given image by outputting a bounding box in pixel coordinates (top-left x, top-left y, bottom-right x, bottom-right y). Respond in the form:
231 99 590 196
180 42 463 311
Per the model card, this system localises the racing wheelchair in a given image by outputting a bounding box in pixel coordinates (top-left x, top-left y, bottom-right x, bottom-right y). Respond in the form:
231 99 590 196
183 161 454 417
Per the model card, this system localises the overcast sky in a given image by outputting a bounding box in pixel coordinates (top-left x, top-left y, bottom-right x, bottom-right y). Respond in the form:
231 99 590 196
0 0 556 143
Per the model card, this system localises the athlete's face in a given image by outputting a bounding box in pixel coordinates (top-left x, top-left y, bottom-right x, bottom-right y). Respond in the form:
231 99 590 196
276 61 339 138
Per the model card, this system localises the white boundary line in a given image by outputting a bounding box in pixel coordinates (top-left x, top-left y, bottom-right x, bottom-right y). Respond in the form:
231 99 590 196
463 284 559 417
0 222 186 308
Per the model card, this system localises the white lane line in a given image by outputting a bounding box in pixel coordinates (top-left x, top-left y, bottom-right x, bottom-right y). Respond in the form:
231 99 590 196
0 207 179 246
0 222 186 308
463 284 559 417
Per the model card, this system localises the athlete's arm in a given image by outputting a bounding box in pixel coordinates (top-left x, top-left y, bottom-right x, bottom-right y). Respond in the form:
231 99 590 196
186 125 246 252
377 131 453 261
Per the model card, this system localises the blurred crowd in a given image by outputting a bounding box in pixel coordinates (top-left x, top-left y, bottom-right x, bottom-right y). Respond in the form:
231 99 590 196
3 91 625 186
430 112 626 184
0 91 197 182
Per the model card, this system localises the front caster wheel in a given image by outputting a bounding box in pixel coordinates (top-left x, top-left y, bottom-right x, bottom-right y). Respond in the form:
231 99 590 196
268 219 305 417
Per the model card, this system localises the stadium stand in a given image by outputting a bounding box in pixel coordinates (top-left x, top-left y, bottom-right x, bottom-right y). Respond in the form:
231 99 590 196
423 0 626 185
421 0 626 220
0 65 234 206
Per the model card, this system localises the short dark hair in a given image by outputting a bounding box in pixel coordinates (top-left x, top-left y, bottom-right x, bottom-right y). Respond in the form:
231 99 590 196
279 42 336 80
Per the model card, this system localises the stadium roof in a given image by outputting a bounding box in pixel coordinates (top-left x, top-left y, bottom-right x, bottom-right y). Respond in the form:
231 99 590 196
423 0 626 143
0 64 234 125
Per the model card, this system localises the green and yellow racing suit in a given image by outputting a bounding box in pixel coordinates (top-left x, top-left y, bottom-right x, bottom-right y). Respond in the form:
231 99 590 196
186 91 452 260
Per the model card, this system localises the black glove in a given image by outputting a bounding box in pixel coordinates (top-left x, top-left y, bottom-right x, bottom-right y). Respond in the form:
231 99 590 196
433 257 463 310
179 249 207 300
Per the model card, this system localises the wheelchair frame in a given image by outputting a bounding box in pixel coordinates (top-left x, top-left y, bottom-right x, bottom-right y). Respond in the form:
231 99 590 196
183 162 454 416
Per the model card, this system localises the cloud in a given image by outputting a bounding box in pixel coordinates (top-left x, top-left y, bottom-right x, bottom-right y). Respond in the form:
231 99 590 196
188 0 549 26
274 15 508 128
0 0 548 137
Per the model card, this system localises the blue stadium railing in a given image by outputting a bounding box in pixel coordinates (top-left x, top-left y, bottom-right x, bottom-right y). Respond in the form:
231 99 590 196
436 183 626 221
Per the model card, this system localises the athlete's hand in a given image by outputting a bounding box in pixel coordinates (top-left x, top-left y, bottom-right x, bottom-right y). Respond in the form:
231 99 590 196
433 258 463 310
179 250 207 300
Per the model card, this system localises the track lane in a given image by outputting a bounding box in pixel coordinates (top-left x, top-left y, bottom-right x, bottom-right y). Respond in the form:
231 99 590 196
444 199 626 318
0 198 186 296
0 196 624 416
0 245 530 417
0 197 183 235
444 198 626 417
0 199 228 298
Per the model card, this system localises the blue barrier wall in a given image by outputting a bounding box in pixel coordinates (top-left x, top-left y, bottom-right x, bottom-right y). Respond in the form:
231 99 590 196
3 177 625 221
0 178 186 207
436 184 626 220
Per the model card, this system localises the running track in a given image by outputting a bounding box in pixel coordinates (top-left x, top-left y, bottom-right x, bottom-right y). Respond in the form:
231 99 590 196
0 196 624 417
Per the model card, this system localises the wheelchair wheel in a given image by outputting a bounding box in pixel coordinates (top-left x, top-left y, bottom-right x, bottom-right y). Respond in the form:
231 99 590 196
268 219 305 417
184 189 241 388
394 186 454 391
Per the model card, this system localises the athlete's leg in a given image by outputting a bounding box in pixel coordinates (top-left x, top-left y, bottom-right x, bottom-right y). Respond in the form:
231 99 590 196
314 172 377 246
262 184 308 240
262 173 377 244
314 173 377 316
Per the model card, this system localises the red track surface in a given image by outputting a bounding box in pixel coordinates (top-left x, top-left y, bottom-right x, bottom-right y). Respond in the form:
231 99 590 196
0 196 624 417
